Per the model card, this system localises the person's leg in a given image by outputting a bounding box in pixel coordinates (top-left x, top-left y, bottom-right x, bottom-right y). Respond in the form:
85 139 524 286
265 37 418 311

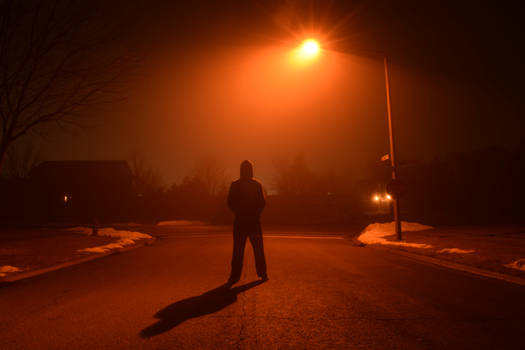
248 230 268 279
229 227 248 283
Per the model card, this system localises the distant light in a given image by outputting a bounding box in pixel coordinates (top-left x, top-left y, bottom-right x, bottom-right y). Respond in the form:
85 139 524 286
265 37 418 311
64 195 69 203
298 39 320 59
373 195 380 202
385 194 392 201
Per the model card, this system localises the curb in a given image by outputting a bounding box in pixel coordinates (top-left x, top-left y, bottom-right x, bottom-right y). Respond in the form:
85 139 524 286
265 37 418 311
366 243 525 287
350 236 366 247
0 238 155 284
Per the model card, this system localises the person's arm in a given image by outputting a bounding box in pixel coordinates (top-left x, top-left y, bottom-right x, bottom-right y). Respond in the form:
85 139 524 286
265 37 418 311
257 183 266 214
227 182 237 212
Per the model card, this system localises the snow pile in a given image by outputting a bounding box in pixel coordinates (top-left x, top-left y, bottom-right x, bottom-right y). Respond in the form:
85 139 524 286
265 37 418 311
96 228 152 240
505 258 525 271
76 227 152 254
157 220 206 226
0 265 21 277
78 238 136 253
68 226 151 240
438 248 475 254
358 221 434 248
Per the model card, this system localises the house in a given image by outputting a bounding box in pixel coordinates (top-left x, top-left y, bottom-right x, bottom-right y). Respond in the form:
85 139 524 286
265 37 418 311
30 160 135 223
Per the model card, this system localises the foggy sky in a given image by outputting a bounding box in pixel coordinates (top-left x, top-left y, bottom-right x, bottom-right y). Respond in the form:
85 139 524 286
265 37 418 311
25 0 525 187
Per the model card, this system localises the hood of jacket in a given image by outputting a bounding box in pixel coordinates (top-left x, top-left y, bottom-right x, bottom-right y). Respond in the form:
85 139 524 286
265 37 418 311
240 160 254 179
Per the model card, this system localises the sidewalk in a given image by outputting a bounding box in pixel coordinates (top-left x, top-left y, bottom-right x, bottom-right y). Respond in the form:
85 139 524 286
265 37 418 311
0 226 153 281
357 222 525 280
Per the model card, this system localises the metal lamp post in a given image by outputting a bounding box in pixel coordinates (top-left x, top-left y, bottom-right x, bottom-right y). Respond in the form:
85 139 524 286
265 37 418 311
383 56 402 240
294 40 403 240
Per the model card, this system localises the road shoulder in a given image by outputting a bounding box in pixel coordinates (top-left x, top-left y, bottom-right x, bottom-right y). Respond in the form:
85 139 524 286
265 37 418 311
368 244 525 286
0 226 155 283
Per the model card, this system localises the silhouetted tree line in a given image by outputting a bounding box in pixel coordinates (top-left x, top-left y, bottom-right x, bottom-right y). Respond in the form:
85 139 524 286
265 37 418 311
265 155 363 225
2 144 525 227
398 143 525 225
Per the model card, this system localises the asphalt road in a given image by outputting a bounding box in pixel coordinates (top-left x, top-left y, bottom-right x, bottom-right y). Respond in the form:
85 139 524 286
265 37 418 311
1 227 524 349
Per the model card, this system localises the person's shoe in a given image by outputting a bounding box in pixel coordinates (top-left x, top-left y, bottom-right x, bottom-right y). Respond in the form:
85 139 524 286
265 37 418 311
259 274 269 282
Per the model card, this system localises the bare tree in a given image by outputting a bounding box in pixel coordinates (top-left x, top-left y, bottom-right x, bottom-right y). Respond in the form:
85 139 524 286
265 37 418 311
0 0 137 174
192 156 229 196
272 155 322 196
129 151 163 196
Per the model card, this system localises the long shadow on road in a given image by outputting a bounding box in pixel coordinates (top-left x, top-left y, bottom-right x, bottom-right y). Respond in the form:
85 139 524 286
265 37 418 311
140 280 264 338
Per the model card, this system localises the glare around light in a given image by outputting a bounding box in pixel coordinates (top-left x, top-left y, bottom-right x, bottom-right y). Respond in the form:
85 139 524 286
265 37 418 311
385 194 392 201
373 195 380 202
298 39 320 59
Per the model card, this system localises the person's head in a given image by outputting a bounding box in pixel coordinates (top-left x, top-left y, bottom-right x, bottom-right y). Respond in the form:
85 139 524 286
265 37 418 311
240 160 254 179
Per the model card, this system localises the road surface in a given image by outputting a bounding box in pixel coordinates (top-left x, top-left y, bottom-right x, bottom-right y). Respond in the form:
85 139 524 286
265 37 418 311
1 227 524 349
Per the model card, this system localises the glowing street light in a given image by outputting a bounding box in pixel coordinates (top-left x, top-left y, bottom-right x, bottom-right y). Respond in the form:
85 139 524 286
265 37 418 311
295 37 403 240
291 38 321 64
298 39 320 58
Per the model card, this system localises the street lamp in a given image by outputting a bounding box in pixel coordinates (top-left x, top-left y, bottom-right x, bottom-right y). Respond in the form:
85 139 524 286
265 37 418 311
298 39 321 59
290 38 322 65
295 39 403 240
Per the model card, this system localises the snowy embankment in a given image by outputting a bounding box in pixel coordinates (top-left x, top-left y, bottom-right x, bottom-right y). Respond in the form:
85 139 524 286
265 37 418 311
358 222 434 248
358 222 477 254
505 259 525 271
0 265 20 277
438 248 475 254
68 227 152 254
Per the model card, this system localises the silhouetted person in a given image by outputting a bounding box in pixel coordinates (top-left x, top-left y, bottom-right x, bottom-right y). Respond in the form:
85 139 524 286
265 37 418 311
227 160 268 284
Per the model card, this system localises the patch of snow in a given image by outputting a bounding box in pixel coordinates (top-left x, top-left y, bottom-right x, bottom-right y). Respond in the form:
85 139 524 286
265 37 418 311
78 238 136 253
0 265 21 277
157 220 206 226
358 221 434 248
76 227 152 254
97 227 152 240
68 226 151 239
505 258 525 271
438 248 475 254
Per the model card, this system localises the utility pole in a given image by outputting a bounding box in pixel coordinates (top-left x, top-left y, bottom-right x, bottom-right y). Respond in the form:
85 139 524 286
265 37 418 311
383 55 402 240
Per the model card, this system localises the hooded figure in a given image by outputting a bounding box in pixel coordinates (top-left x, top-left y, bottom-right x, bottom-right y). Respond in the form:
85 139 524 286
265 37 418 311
227 160 268 284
